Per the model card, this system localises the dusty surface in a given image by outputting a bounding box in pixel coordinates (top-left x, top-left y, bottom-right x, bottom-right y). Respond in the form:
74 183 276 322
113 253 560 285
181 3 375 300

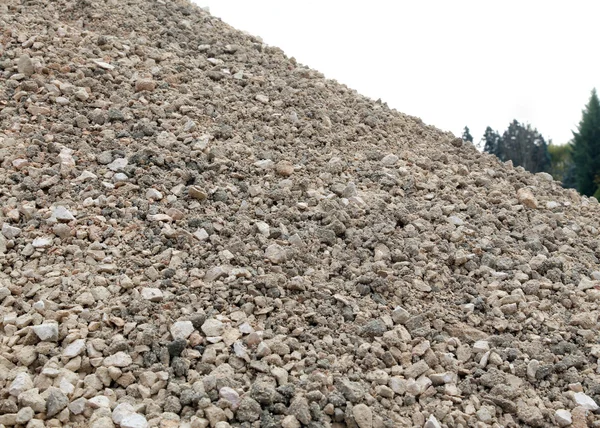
1 0 600 427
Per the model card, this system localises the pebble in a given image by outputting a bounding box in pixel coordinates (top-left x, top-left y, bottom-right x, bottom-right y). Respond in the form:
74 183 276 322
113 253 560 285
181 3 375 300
8 373 33 396
381 154 399 165
2 223 21 239
32 237 52 248
219 387 241 409
201 319 224 337
89 396 111 408
141 287 164 302
517 187 538 209
53 206 76 222
15 406 34 424
189 186 208 200
135 79 156 92
146 188 163 200
352 403 373 428
424 415 442 428
107 157 128 171
17 54 34 76
120 413 149 428
103 352 133 367
275 161 294 176
265 244 286 264
63 339 86 358
281 415 301 428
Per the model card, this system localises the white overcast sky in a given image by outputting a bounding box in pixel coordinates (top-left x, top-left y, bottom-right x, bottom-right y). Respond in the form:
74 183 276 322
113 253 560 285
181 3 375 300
194 1 600 145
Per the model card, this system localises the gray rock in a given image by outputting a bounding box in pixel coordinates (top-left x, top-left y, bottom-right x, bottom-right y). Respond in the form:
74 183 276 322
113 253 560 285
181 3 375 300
201 318 224 337
2 223 21 239
336 379 365 403
15 406 34 424
235 396 261 422
18 388 45 413
107 157 128 171
404 360 429 379
46 388 68 417
97 151 113 164
360 319 387 337
289 396 311 425
391 306 410 324
352 403 372 428
9 373 33 396
17 55 34 76
265 244 286 264
250 382 281 406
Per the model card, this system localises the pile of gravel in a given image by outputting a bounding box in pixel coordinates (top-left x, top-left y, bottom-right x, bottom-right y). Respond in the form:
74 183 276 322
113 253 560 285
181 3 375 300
1 0 600 427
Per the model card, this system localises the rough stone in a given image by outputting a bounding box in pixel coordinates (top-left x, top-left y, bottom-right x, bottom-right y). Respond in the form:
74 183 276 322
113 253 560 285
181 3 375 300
170 321 195 340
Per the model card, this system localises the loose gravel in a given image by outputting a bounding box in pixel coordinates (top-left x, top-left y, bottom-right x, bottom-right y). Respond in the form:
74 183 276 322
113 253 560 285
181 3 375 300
1 0 600 427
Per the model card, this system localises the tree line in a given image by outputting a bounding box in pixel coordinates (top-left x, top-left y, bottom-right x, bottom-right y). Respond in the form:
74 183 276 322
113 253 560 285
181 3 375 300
463 89 600 199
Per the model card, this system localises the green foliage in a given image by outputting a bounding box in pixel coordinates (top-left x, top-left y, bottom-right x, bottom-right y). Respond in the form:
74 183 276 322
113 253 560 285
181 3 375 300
481 126 501 155
462 126 473 143
481 121 550 174
571 89 600 196
548 143 575 187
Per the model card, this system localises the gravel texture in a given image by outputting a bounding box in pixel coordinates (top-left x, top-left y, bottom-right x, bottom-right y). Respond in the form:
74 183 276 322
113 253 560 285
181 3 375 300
1 0 600 427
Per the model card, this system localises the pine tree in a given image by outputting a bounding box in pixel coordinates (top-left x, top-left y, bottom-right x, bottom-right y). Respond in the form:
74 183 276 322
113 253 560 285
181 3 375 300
462 126 473 143
481 121 550 174
500 120 550 173
571 89 600 196
481 126 501 156
548 143 576 187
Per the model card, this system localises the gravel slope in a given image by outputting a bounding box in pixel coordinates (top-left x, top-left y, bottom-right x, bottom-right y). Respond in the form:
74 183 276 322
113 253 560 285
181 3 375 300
1 0 600 427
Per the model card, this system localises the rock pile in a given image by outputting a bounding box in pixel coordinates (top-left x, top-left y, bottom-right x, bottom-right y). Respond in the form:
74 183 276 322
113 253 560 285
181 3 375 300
1 0 600 427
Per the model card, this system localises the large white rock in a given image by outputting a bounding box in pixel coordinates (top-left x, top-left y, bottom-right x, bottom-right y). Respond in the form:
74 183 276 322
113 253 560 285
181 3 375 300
103 351 132 368
202 319 224 337
170 321 194 340
141 287 163 302
113 403 136 424
9 372 33 396
63 339 86 358
88 395 111 409
555 409 572 427
31 323 59 342
424 415 442 428
53 206 75 222
32 237 52 248
2 223 21 239
574 392 599 410
120 413 148 428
